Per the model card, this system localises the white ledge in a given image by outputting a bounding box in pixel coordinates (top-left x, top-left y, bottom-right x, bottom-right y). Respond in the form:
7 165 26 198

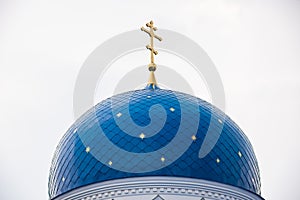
52 176 264 200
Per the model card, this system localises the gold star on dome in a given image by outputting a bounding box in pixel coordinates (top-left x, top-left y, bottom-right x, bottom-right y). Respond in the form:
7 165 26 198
85 146 91 153
170 107 175 112
108 160 113 166
191 135 197 141
139 133 146 140
161 156 165 162
216 158 220 163
238 151 242 157
116 112 122 118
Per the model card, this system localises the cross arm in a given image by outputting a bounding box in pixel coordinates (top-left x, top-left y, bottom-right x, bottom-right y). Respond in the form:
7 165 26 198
141 27 151 36
154 34 162 41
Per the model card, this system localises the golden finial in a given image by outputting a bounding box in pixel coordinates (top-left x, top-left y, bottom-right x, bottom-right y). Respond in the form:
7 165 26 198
141 20 162 87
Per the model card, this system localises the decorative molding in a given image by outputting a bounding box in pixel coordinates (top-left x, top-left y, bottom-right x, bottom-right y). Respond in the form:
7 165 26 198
53 177 263 200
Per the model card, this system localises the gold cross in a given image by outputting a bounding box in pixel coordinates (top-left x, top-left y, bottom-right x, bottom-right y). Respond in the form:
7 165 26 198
141 20 162 71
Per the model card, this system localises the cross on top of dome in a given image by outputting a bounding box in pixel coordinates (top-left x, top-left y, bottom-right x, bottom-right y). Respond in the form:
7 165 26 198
141 20 162 88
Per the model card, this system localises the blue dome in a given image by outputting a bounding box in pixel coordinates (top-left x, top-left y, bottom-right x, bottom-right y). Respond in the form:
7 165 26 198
48 88 261 199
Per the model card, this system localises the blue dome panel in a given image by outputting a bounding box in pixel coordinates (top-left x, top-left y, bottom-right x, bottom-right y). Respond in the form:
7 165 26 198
48 89 261 199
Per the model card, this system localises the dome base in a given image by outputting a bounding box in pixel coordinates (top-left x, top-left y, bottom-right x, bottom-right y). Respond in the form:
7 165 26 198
52 176 264 200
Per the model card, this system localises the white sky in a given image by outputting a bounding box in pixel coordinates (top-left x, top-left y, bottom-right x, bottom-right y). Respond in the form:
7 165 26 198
1 0 300 199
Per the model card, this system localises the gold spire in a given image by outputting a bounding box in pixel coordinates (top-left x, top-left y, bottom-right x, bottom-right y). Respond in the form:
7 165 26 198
141 20 162 87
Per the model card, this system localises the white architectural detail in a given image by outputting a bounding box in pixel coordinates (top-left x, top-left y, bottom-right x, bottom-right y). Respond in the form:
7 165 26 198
153 195 164 200
53 177 263 200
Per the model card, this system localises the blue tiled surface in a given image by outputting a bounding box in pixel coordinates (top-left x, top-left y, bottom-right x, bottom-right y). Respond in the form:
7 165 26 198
48 88 261 199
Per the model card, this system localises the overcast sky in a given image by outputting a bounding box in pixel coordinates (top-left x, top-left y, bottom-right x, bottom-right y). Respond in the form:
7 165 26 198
1 1 300 200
